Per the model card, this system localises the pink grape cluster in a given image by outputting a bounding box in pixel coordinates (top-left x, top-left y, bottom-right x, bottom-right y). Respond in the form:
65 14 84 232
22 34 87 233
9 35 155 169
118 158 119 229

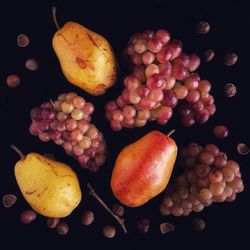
160 143 244 217
105 29 216 131
29 92 107 173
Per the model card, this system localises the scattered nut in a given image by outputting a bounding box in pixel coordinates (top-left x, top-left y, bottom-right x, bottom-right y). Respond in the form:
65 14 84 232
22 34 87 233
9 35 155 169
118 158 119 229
196 21 210 34
2 194 17 208
224 83 236 97
81 210 94 225
192 218 206 231
103 225 116 238
112 204 124 217
204 49 215 62
47 218 60 229
6 74 21 88
160 222 174 234
237 143 250 155
17 34 30 47
43 153 56 160
25 58 39 71
224 53 238 66
20 210 37 224
56 222 69 235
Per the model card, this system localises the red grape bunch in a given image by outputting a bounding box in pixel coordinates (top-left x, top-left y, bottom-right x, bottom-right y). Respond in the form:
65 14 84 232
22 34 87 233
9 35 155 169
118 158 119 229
29 92 107 173
105 29 216 131
160 143 244 216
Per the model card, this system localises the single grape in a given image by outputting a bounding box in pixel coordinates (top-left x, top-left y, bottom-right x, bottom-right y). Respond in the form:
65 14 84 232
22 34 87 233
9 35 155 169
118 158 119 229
66 92 77 101
184 75 199 90
214 155 227 168
172 63 189 80
71 109 84 120
111 120 122 131
155 29 171 45
213 125 229 138
171 206 184 216
38 132 50 142
134 39 147 54
83 102 94 115
86 127 98 139
186 90 200 103
71 129 83 142
50 131 61 141
146 74 165 89
210 182 224 196
156 46 172 63
199 188 213 201
142 51 155 65
76 119 89 133
204 144 219 156
72 96 85 109
174 85 188 99
149 88 164 102
173 53 190 67
222 167 235 182
147 37 163 53
208 170 223 183
199 151 214 165
165 76 176 90
65 118 78 131
188 54 201 71
57 111 68 121
195 109 209 124
168 39 183 60
126 76 141 91
159 62 172 78
145 64 160 78
105 101 118 112
73 145 84 156
135 118 147 127
198 80 212 92
162 90 178 108
142 29 154 39
137 110 150 120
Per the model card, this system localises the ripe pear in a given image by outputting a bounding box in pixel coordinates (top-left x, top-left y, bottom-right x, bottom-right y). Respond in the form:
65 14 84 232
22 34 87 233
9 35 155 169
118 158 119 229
11 146 82 218
52 7 117 96
111 130 177 207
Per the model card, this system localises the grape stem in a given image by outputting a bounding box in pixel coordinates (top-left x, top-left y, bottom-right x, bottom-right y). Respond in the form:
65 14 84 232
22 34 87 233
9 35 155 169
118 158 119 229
50 99 56 109
52 6 60 30
87 183 127 234
167 129 175 137
10 145 26 161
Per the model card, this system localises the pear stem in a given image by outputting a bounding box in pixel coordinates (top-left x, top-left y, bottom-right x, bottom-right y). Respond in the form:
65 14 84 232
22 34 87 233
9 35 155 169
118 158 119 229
167 129 175 137
10 145 26 160
52 6 60 30
87 183 127 234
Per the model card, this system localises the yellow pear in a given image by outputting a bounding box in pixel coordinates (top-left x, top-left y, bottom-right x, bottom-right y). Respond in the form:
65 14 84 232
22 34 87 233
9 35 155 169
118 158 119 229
11 146 82 218
52 7 117 96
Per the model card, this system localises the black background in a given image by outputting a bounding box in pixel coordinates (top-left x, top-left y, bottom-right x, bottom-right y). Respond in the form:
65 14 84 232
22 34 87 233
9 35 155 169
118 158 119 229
1 0 250 249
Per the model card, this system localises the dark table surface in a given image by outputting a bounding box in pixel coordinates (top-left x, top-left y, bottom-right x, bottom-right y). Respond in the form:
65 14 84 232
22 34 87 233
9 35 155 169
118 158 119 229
1 0 250 249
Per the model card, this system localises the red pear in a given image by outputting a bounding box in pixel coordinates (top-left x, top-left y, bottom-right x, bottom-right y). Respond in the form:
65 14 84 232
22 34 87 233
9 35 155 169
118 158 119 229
111 130 177 207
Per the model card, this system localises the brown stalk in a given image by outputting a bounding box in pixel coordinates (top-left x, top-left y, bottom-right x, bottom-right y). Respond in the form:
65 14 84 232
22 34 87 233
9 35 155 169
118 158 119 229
87 183 127 234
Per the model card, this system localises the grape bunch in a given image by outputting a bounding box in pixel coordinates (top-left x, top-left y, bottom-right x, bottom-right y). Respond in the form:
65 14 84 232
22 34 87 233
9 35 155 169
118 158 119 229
160 143 244 216
29 92 107 173
105 29 216 131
